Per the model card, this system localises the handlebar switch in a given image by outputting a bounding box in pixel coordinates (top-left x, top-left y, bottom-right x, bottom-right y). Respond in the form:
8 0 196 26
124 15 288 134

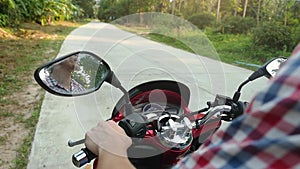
222 101 247 121
118 113 147 138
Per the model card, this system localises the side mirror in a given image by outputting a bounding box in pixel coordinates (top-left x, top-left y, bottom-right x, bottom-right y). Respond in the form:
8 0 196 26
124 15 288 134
265 57 287 78
233 57 287 102
248 57 287 81
34 51 111 96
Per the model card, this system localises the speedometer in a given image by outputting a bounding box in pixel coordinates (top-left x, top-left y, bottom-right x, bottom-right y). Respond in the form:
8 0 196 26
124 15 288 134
142 103 164 113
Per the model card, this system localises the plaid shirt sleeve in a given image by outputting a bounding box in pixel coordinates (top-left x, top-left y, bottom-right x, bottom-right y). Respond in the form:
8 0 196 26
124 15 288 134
173 43 300 169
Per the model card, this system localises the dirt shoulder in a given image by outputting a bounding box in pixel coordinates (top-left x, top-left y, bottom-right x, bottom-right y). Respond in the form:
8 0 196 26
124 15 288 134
0 22 83 169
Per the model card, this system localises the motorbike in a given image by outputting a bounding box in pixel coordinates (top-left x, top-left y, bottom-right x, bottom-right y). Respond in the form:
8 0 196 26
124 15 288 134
34 50 286 169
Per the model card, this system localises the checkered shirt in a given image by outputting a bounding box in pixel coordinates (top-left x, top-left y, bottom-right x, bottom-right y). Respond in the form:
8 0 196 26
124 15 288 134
173 44 300 169
44 75 85 93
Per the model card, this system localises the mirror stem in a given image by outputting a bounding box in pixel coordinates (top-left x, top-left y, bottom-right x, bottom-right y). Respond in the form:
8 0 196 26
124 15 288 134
106 72 134 115
233 79 250 102
119 86 134 115
233 66 267 102
248 68 265 81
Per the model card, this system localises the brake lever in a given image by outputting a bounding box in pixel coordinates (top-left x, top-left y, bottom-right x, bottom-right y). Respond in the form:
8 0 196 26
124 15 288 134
179 105 210 120
195 105 231 128
221 101 248 121
68 138 85 147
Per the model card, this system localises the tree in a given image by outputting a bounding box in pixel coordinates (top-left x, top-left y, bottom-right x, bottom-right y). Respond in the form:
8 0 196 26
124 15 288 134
73 0 96 18
36 0 78 25
0 0 80 27
188 13 215 29
171 0 175 15
210 0 214 14
234 0 241 16
216 0 221 22
95 0 299 33
243 0 248 17
257 0 262 24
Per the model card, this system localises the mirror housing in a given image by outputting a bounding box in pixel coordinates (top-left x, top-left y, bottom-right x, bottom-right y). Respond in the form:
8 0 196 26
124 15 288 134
34 51 111 96
248 57 287 81
233 57 287 102
265 57 287 78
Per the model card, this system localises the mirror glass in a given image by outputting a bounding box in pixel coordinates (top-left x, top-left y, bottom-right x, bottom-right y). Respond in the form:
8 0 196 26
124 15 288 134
266 57 287 77
35 51 111 96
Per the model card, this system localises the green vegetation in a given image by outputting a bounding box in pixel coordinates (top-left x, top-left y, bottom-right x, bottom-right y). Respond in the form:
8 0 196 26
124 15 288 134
0 0 96 27
0 136 5 146
0 21 85 169
0 8 95 161
188 13 215 30
14 98 43 169
120 24 291 69
147 33 194 53
252 23 293 51
216 16 256 34
1 0 299 66
206 32 291 69
98 0 299 66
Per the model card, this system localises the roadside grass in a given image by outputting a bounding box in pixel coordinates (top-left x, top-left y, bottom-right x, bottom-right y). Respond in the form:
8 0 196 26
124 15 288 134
146 33 194 53
117 25 291 69
205 32 291 69
14 97 43 169
0 20 87 169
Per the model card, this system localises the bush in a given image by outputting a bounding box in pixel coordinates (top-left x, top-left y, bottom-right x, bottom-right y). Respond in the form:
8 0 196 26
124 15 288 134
219 16 256 34
0 14 9 27
291 25 300 48
188 13 215 29
252 22 293 51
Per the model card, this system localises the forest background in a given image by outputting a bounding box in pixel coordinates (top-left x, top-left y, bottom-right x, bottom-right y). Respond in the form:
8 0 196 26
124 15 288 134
1 0 300 62
96 0 300 64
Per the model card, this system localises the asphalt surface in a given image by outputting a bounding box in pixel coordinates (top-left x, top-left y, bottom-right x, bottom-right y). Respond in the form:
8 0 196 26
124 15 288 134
27 21 268 169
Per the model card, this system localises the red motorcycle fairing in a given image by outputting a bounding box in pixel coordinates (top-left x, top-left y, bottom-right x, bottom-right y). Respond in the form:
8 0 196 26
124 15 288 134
110 80 191 119
93 80 221 169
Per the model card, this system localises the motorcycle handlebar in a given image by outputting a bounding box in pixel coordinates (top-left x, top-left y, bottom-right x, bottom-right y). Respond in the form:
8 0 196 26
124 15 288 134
220 101 248 121
72 113 147 168
71 101 248 168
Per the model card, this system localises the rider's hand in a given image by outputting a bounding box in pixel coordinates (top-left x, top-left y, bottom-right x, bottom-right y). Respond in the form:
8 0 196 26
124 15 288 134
85 120 132 157
85 121 135 169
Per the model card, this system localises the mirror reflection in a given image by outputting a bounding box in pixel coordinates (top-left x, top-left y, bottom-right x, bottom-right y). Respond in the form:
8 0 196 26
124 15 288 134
38 52 110 95
266 57 287 77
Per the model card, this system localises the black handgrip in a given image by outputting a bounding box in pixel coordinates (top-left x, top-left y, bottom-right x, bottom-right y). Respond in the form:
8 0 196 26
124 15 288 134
72 113 147 167
72 148 97 168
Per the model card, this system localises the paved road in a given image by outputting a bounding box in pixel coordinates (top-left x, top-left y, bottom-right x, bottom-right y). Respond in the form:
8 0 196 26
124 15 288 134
27 21 268 169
